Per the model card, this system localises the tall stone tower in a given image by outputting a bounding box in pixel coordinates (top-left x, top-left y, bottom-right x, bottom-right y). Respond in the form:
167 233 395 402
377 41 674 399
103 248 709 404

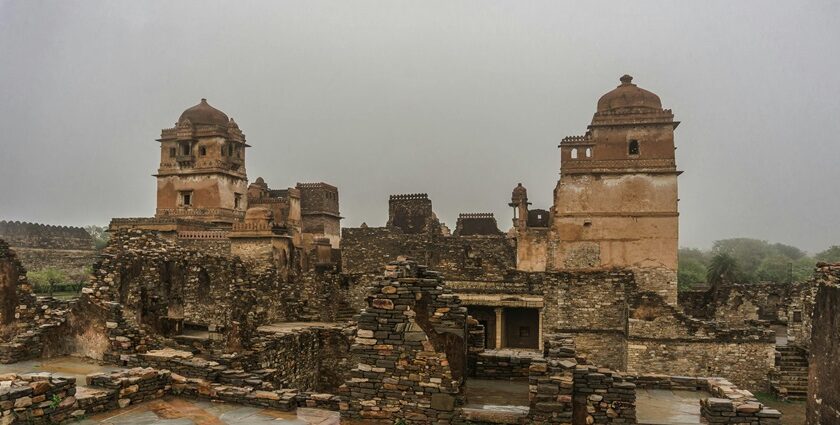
552 75 680 303
155 99 249 225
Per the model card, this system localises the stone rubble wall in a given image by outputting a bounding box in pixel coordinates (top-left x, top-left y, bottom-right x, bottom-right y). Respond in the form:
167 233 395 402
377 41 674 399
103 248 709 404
527 334 577 424
250 324 354 392
341 259 468 424
340 227 516 282
465 318 485 376
626 290 775 390
527 333 636 425
83 230 307 358
806 263 840 425
1 241 80 364
679 283 791 325
573 366 637 425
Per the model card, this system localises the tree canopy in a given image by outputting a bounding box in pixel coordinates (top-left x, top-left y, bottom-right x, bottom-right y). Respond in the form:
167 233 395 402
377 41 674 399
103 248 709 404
678 238 836 290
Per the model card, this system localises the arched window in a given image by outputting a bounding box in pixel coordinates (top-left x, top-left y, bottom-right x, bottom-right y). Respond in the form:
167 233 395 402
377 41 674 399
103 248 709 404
585 148 592 158
180 142 190 155
571 148 578 159
628 140 640 156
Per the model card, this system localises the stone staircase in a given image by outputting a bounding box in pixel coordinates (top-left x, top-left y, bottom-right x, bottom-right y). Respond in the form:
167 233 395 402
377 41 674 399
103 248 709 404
770 344 809 400
335 299 357 322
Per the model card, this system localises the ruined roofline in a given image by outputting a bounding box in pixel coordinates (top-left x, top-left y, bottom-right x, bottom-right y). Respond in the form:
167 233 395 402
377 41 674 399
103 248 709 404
389 193 429 201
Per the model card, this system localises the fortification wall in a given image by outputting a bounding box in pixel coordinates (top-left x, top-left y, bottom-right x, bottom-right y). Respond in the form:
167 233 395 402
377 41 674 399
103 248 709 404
0 221 97 280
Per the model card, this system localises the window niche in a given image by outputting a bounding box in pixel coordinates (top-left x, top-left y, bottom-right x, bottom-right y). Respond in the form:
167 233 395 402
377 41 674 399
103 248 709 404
628 139 640 156
179 191 193 207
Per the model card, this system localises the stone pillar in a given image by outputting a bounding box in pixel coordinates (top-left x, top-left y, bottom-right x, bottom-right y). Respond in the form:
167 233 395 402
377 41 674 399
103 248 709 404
494 307 504 349
538 308 543 350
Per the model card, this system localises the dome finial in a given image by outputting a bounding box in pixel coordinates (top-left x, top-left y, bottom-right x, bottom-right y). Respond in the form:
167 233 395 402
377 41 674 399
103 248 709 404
201 98 207 103
620 74 633 85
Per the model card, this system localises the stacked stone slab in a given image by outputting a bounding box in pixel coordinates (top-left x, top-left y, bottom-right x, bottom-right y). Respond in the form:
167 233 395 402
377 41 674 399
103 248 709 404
85 368 170 410
573 366 636 424
341 259 468 423
0 373 80 424
527 334 577 424
474 349 541 379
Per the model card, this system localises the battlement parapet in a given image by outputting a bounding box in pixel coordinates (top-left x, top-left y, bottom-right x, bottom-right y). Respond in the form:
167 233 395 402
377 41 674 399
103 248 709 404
389 193 429 201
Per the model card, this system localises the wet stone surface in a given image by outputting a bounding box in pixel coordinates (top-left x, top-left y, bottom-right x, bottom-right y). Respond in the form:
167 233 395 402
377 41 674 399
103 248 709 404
636 389 708 424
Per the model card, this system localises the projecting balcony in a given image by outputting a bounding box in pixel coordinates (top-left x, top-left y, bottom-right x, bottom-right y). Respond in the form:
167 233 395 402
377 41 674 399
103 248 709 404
176 154 195 163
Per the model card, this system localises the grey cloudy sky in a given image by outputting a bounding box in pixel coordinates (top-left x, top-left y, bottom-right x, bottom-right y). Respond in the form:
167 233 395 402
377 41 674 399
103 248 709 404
1 0 838 252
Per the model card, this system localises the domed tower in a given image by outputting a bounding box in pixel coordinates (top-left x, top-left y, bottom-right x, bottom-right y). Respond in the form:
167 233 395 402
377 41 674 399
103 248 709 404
155 99 249 225
552 75 680 304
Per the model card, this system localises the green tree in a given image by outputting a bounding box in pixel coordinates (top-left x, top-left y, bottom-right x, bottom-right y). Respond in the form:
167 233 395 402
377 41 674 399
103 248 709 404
84 225 109 250
678 258 707 290
706 252 740 288
815 246 840 263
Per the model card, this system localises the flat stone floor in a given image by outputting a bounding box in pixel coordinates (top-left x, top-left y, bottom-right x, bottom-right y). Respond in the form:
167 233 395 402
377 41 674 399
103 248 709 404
636 389 708 425
78 398 340 424
0 355 115 384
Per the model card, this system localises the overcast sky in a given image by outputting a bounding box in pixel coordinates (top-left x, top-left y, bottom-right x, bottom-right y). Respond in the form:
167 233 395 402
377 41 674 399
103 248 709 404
1 1 838 253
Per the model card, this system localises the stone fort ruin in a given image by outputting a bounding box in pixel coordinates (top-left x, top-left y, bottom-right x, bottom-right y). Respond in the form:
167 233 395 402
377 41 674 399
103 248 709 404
1 76 835 424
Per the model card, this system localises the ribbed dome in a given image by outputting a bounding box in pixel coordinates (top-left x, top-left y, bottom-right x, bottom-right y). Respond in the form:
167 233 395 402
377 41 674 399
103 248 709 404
596 75 662 113
178 98 230 126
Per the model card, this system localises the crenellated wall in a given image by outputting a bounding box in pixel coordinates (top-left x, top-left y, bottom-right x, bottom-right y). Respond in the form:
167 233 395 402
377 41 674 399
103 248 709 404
0 220 97 281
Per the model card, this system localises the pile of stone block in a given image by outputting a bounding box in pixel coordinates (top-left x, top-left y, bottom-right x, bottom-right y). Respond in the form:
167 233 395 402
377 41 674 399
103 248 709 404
700 378 781 424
